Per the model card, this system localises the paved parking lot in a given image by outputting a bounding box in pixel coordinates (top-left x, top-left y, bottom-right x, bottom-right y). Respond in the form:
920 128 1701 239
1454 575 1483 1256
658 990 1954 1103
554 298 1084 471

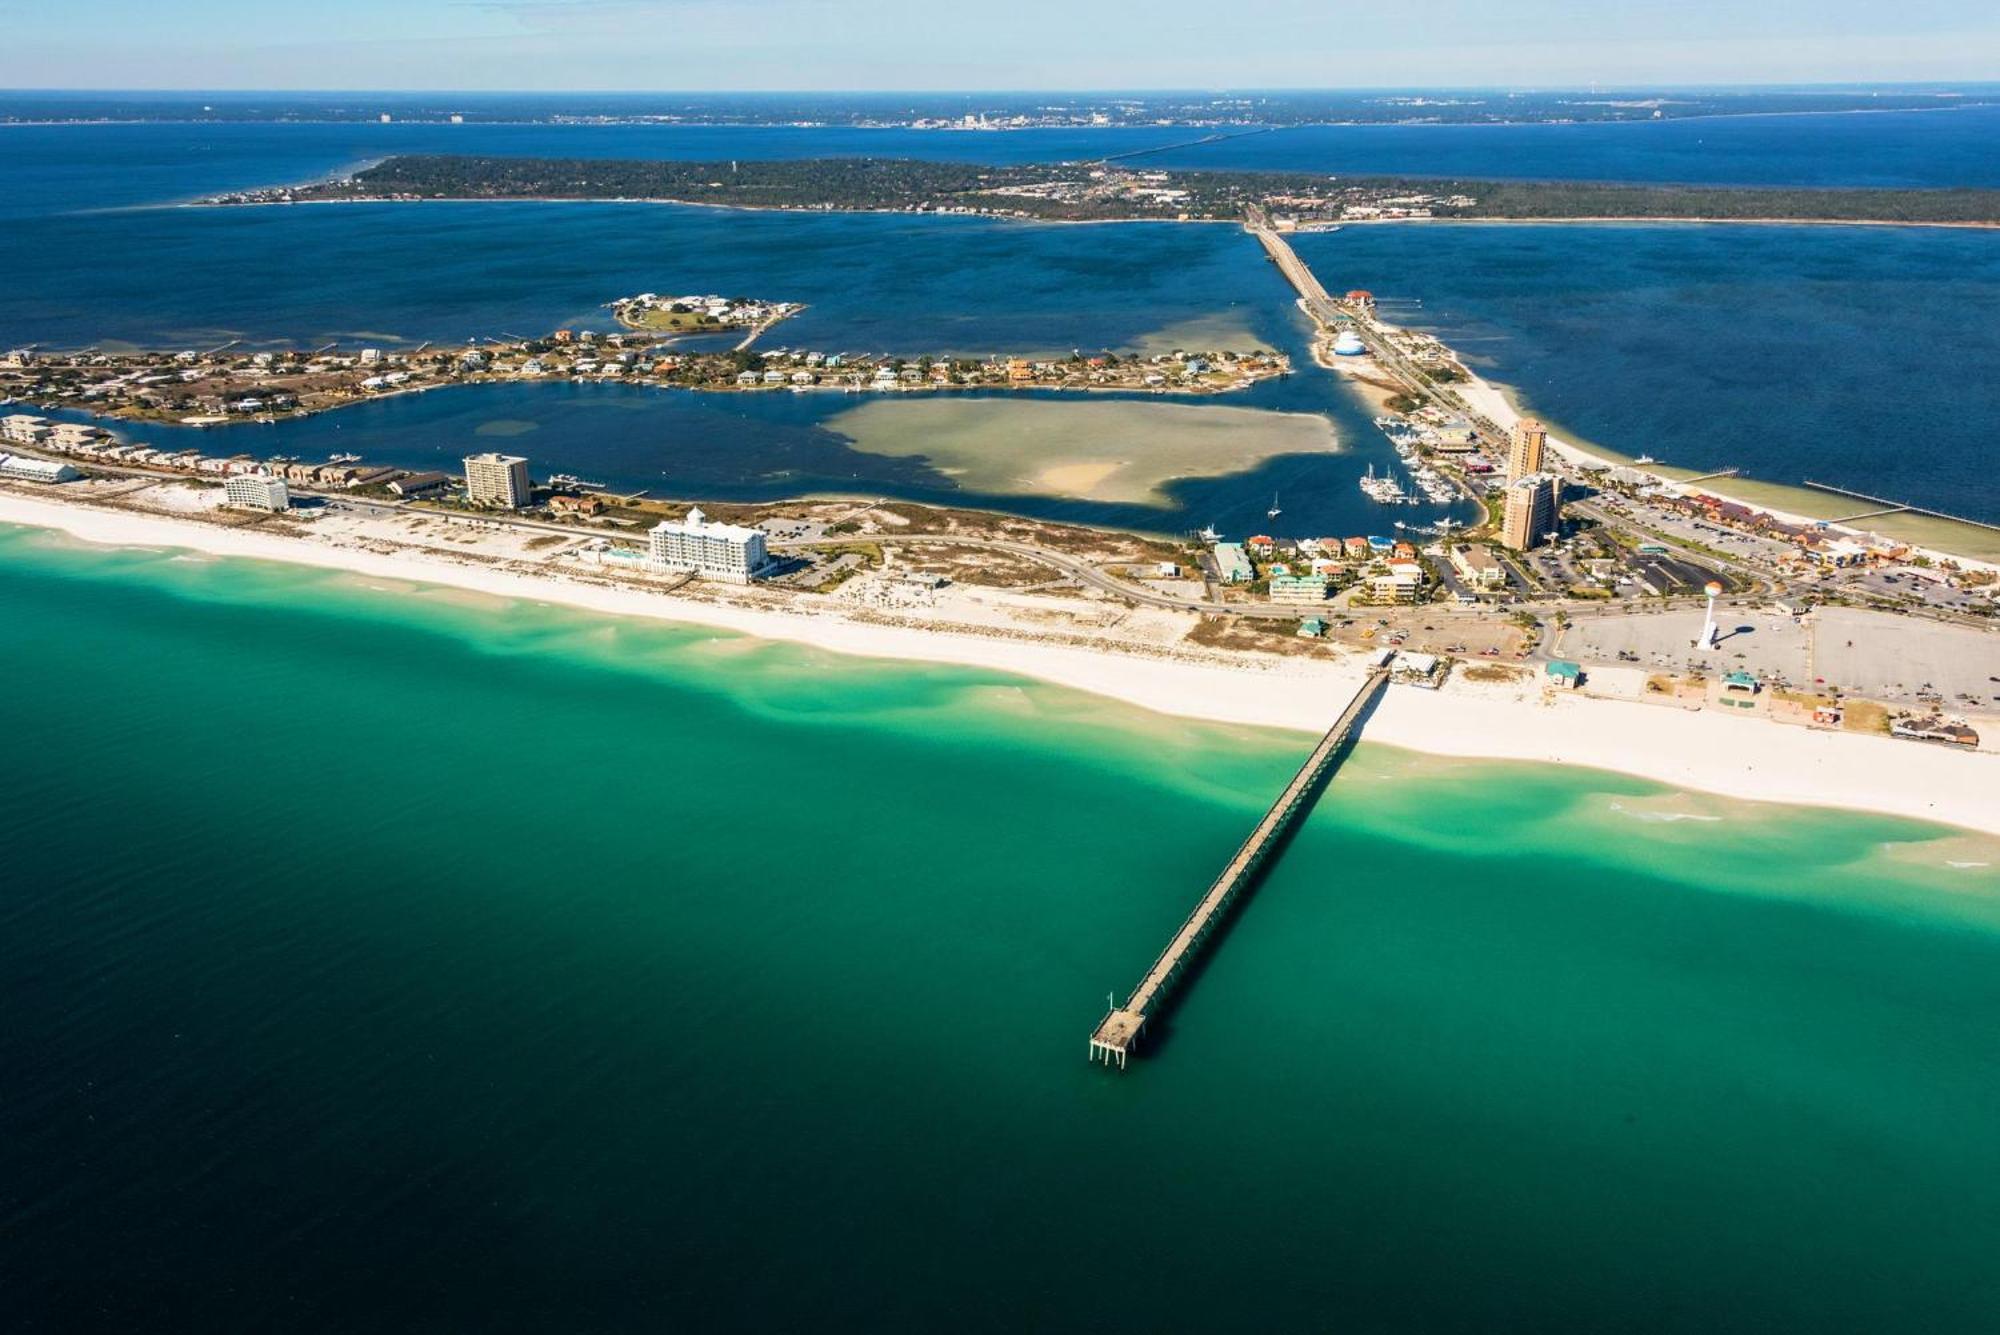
1557 603 2000 708
1559 604 1808 680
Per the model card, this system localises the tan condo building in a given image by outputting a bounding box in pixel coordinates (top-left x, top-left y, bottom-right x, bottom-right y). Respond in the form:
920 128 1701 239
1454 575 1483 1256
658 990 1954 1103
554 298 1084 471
1501 472 1561 551
463 452 531 508
1507 418 1547 483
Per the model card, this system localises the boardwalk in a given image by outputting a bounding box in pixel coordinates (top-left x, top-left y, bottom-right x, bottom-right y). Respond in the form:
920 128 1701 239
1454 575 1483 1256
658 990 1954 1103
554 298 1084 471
1089 667 1390 1066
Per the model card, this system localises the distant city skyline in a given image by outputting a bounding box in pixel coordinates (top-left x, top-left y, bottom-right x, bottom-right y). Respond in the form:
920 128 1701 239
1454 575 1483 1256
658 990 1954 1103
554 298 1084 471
5 0 1998 91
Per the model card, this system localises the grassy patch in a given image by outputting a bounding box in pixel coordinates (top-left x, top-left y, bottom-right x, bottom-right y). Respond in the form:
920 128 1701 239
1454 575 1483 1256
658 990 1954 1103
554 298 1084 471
1841 700 1890 734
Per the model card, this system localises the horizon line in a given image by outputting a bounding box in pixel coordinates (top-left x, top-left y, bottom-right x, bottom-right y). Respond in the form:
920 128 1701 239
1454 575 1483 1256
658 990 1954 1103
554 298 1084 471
5 80 2000 97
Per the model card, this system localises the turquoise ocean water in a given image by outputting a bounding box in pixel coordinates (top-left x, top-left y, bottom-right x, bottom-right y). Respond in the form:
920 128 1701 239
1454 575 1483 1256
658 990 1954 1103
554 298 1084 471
4 524 1998 1332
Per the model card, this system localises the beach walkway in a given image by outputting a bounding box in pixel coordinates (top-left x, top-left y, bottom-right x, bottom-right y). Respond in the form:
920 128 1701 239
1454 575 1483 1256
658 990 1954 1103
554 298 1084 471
1089 666 1390 1067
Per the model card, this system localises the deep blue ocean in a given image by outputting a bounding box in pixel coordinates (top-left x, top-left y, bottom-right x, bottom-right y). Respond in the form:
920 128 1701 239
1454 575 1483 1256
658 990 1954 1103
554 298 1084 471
3 106 1997 525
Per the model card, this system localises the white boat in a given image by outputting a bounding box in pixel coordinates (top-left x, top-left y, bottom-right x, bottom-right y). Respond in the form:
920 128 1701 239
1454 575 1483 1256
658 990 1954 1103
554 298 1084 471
1635 454 1657 466
1198 524 1222 543
1267 491 1282 518
1360 464 1411 505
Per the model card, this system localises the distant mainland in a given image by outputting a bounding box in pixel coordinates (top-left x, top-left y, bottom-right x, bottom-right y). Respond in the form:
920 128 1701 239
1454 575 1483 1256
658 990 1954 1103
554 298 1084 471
202 154 2000 228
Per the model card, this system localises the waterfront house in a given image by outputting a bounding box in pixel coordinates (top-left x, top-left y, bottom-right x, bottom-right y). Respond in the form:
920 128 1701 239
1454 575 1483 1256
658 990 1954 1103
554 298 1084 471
550 495 606 517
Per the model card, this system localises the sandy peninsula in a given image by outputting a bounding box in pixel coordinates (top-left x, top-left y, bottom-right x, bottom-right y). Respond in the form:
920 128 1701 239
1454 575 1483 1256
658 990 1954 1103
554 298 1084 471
3 489 1995 838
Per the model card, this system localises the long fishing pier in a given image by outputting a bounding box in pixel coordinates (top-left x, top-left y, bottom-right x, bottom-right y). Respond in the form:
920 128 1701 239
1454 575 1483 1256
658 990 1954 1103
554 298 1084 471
1089 667 1390 1067
1802 480 2000 534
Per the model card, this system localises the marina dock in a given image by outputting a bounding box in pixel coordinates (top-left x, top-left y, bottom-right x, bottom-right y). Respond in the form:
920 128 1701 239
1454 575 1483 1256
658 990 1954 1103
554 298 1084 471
1089 667 1390 1067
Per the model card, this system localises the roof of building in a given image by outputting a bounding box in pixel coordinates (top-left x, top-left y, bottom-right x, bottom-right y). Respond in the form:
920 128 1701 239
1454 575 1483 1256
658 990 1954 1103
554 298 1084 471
1546 660 1582 679
653 507 764 543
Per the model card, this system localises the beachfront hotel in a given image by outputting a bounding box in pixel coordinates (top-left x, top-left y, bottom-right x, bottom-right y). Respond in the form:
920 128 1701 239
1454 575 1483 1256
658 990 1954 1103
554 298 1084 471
223 471 291 511
1502 472 1562 550
1507 418 1548 483
463 452 531 509
647 507 770 583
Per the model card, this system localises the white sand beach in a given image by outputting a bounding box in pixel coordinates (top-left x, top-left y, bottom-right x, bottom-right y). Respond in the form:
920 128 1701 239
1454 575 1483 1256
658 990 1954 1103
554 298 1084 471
4 489 1995 836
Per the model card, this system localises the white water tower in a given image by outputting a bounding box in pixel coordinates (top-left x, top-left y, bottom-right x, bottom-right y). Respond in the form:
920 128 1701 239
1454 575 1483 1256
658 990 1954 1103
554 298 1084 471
1697 580 1724 650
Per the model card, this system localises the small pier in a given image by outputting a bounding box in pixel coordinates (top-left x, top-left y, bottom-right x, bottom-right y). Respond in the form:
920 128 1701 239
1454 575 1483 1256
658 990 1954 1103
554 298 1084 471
1089 668 1390 1067
1802 480 2000 535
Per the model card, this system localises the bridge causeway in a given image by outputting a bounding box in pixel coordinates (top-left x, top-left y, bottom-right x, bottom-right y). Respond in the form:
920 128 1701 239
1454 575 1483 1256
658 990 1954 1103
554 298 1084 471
1089 667 1390 1067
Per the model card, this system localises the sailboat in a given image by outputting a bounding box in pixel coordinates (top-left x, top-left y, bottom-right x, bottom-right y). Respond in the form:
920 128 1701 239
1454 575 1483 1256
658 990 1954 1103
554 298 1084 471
1266 491 1282 519
1198 524 1222 543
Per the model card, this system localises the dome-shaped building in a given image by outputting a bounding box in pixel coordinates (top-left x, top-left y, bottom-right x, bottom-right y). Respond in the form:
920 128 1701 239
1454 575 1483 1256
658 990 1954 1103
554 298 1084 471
1332 329 1367 357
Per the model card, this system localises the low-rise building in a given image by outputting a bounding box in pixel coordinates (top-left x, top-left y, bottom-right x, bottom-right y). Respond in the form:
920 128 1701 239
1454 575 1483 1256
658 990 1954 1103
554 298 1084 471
2 413 52 444
1268 574 1330 605
50 422 108 449
1365 567 1422 604
1211 542 1254 584
1449 544 1507 589
1391 652 1445 688
389 471 453 499
0 453 79 483
1890 716 1978 748
1546 660 1582 690
223 471 290 511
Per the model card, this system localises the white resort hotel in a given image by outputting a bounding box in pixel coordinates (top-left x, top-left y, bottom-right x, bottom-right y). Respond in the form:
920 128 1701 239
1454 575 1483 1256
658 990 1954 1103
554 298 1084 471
646 507 770 583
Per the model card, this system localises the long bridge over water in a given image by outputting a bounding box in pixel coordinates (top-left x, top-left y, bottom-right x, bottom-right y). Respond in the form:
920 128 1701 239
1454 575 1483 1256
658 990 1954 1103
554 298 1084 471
1089 667 1390 1067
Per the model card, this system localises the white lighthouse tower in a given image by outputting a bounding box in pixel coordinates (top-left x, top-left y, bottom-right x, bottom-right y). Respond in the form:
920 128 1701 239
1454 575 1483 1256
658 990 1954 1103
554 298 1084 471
1697 580 1724 650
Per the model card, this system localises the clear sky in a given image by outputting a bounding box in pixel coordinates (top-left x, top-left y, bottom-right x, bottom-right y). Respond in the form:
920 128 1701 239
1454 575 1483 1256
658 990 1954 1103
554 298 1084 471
5 0 1999 91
